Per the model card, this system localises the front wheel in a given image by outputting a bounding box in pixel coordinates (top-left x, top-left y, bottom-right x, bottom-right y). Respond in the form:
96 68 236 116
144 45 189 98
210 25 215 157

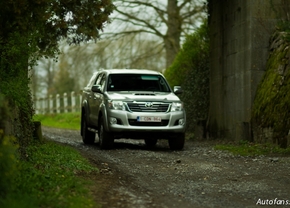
81 112 95 144
98 117 114 149
168 133 185 150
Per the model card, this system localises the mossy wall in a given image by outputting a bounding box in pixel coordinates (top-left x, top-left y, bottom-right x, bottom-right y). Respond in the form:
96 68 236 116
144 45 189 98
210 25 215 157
208 0 289 141
252 30 290 148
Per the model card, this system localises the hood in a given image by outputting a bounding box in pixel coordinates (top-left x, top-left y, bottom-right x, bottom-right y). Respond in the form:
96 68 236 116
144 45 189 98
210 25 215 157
105 91 181 102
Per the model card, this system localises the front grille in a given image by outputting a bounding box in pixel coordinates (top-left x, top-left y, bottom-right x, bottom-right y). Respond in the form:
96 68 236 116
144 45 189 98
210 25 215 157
126 102 170 112
128 119 169 126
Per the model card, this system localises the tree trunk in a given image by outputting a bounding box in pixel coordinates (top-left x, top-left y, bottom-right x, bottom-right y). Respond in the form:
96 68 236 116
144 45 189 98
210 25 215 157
165 0 182 68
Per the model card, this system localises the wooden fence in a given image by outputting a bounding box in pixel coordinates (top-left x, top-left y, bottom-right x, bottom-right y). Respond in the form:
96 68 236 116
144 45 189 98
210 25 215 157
33 91 82 114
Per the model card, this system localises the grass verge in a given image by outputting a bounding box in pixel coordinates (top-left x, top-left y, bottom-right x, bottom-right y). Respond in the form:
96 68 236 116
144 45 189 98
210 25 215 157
0 139 100 208
215 140 290 156
34 113 81 130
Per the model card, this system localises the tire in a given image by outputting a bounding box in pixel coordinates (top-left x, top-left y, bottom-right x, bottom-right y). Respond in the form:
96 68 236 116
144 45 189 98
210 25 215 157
144 138 157 148
98 117 114 149
168 133 185 150
81 112 95 144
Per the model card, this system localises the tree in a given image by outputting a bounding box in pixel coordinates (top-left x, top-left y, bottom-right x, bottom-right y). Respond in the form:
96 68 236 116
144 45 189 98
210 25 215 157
106 0 207 68
49 58 76 96
0 0 114 151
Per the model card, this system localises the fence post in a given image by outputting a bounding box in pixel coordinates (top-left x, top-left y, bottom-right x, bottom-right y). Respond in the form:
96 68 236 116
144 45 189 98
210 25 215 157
44 97 48 114
79 93 82 110
71 91 76 112
56 94 60 113
63 92 68 113
34 91 83 114
49 95 53 114
40 98 44 114
34 98 39 114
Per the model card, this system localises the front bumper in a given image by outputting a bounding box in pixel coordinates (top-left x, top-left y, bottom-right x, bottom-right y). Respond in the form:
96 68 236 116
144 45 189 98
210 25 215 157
106 109 185 138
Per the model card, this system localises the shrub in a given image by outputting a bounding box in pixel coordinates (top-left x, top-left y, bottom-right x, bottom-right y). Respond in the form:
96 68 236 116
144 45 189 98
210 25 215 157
164 21 210 133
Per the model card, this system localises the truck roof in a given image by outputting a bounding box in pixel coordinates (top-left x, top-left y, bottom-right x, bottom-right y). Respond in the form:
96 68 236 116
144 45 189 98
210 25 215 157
98 69 162 75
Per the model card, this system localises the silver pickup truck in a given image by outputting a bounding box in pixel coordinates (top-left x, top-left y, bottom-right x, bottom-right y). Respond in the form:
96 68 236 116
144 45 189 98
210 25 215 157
81 69 186 150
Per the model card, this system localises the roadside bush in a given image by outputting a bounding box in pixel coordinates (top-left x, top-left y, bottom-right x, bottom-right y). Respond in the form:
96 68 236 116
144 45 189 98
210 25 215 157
164 21 210 134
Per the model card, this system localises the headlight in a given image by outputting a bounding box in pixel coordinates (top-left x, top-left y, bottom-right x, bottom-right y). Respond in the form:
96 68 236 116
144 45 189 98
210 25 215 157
108 100 125 110
171 102 183 112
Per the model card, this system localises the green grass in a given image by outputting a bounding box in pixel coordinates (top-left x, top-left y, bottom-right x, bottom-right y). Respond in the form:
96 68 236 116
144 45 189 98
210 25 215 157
0 139 100 208
0 113 101 207
34 113 81 130
215 140 290 156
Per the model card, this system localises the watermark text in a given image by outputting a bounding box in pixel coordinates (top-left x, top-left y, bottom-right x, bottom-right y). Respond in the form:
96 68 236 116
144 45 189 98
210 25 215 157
256 198 289 206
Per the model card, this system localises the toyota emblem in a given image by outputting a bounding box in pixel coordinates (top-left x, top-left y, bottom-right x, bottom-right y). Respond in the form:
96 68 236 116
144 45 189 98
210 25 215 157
145 102 153 108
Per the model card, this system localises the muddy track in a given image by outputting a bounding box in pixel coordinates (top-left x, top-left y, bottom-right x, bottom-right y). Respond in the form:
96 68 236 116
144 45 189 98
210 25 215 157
42 127 290 208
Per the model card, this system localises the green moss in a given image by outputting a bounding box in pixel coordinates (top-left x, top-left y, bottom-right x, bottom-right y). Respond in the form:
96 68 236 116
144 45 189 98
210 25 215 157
252 31 290 136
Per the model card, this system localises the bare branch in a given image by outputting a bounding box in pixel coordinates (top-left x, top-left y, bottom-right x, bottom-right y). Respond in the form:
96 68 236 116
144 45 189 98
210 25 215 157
180 6 206 20
118 1 168 24
114 7 164 37
178 0 194 10
104 29 162 39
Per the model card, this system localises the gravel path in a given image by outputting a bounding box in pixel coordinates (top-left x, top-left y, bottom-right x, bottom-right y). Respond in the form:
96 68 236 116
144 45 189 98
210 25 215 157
42 126 290 208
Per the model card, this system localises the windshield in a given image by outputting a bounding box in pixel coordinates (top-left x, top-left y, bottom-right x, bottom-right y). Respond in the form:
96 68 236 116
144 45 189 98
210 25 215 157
107 74 171 92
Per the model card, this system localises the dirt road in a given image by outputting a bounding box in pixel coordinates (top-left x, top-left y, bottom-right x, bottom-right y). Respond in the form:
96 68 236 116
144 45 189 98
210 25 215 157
43 127 290 208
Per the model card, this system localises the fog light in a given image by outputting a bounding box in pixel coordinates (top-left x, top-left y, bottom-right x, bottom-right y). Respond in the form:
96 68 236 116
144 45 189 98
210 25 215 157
109 117 117 125
178 119 185 126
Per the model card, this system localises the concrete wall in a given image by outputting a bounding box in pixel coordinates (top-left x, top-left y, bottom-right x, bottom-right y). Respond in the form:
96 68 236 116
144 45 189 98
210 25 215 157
208 0 285 140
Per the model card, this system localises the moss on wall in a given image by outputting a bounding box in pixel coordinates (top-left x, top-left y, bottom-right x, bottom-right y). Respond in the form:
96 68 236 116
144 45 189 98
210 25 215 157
252 30 290 147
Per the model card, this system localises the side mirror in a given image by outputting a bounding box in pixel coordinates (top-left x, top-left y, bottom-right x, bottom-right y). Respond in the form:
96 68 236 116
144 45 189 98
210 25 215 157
173 86 183 95
91 85 102 93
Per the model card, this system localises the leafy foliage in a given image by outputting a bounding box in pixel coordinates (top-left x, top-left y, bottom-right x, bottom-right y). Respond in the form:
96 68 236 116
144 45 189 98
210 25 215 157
164 21 210 132
0 0 115 49
0 0 114 152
